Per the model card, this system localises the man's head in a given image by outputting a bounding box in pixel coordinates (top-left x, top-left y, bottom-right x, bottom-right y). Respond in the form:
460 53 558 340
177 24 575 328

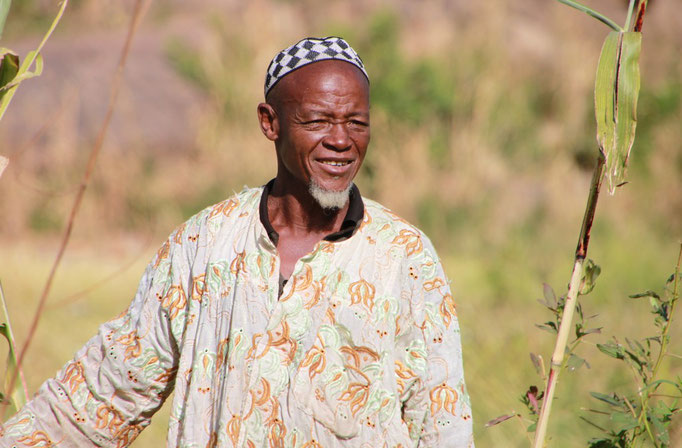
258 37 370 211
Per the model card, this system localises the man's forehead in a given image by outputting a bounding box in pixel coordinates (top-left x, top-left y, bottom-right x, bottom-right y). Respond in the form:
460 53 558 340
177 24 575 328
264 36 368 98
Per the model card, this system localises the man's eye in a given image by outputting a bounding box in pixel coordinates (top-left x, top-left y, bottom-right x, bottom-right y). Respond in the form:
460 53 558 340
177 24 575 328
350 120 368 127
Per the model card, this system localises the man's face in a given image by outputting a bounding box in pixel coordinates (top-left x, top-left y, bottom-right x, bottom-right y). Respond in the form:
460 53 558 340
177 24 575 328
266 60 370 199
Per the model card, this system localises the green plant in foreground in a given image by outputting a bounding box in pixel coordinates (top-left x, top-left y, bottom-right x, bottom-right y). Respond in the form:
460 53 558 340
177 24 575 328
488 0 651 445
486 260 603 436
530 1 648 445
585 246 682 448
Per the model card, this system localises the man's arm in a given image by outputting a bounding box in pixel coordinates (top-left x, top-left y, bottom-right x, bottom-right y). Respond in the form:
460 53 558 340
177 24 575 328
0 229 191 447
398 238 474 447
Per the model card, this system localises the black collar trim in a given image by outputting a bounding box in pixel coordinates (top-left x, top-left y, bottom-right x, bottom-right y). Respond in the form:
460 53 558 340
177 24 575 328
259 179 364 245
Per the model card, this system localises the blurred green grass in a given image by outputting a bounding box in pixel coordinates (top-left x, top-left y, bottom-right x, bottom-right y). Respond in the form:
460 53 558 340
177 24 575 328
1 0 681 446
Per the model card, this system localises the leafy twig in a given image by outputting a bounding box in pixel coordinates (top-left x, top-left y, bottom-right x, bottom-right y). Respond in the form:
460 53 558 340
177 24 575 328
0 0 68 122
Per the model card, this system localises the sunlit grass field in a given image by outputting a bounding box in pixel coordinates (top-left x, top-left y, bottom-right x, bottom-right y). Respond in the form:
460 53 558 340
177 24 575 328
1 0 681 446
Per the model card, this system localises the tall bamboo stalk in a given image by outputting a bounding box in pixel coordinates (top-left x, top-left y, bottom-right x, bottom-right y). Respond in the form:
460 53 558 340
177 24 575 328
532 154 605 448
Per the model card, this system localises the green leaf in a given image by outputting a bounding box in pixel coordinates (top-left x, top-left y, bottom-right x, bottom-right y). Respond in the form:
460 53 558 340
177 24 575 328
530 352 544 377
0 281 27 417
580 259 601 295
641 379 679 393
0 48 18 101
649 412 670 445
590 391 621 407
1 51 43 92
0 323 22 414
485 414 517 427
629 290 660 300
594 31 642 194
597 342 625 360
0 0 10 40
588 439 620 448
610 411 639 430
536 322 558 333
543 283 557 309
566 353 589 371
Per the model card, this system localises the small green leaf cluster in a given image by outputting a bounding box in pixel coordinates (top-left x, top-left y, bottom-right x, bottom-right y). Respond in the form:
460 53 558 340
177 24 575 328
488 259 602 434
586 267 681 448
536 259 603 347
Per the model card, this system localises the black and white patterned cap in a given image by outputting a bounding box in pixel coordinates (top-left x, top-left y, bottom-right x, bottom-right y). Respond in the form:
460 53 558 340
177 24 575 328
264 36 368 97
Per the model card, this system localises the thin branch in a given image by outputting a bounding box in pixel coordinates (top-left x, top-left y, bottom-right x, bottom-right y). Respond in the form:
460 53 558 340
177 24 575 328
2 0 152 418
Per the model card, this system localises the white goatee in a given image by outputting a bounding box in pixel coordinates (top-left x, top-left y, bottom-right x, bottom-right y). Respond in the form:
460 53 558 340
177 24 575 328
309 180 352 211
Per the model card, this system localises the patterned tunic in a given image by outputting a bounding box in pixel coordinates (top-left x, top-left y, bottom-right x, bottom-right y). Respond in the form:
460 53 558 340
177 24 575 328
0 186 474 447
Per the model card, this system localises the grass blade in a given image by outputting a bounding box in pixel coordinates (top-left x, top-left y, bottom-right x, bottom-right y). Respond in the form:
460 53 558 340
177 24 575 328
555 0 622 32
0 0 10 40
0 281 28 419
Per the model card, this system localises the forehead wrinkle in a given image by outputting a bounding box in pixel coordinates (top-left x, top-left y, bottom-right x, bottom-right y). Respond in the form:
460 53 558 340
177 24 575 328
267 61 369 118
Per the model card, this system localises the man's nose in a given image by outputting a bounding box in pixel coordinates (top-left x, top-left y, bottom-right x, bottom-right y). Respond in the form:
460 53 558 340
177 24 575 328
323 123 351 151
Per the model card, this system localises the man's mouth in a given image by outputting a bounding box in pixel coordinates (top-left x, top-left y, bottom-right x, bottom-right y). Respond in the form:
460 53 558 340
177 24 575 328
320 160 352 167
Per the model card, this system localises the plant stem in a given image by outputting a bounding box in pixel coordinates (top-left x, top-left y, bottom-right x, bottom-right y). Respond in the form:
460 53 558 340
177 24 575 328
515 414 534 445
1 0 152 418
633 0 649 33
555 0 622 32
0 281 27 419
624 0 637 32
651 244 681 379
532 154 605 448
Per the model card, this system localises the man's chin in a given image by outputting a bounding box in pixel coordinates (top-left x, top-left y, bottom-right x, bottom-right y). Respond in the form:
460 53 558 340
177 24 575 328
309 181 352 211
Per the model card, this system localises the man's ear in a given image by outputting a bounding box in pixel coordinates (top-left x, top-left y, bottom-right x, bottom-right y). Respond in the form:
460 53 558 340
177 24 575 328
257 103 279 141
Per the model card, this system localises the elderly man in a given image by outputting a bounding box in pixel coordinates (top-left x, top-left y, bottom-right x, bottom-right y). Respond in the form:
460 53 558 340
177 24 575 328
1 37 473 447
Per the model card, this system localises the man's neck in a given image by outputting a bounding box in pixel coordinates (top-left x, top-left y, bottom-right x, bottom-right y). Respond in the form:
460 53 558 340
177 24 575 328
267 177 349 238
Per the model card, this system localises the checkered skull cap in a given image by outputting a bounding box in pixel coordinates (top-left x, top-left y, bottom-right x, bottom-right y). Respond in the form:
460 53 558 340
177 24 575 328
264 36 368 97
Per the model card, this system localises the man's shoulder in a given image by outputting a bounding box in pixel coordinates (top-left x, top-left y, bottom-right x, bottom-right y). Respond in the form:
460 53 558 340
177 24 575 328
361 196 424 234
173 186 263 239
360 196 438 259
193 186 262 224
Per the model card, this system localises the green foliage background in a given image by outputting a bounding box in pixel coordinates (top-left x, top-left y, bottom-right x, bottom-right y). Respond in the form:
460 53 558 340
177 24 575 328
0 0 681 446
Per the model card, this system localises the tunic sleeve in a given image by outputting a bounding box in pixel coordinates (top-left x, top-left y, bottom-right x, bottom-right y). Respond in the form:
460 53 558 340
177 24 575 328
399 238 474 447
0 227 192 448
